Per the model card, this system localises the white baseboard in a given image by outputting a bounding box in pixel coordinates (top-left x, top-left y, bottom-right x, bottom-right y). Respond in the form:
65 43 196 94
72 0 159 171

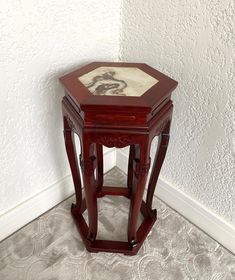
0 175 74 242
116 149 235 255
0 148 116 242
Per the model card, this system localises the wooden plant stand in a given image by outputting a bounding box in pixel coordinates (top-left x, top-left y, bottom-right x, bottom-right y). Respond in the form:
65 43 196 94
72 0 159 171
59 62 178 255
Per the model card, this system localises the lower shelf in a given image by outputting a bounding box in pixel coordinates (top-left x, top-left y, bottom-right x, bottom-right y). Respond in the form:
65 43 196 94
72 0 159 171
71 186 157 255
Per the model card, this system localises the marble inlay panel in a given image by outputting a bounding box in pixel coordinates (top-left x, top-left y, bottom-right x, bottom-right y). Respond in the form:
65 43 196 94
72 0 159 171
78 67 158 97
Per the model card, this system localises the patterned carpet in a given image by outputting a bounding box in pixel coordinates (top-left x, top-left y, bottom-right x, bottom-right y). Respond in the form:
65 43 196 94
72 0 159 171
0 168 234 280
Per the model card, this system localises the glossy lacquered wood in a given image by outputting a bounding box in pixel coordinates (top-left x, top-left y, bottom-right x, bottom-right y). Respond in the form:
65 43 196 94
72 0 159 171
60 62 177 124
60 62 177 255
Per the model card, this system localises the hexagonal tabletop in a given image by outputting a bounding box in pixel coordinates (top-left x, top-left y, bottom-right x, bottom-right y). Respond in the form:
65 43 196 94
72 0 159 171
59 62 177 114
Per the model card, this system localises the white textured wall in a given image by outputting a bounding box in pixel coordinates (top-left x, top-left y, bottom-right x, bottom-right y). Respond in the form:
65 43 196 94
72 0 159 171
120 1 235 224
0 1 121 214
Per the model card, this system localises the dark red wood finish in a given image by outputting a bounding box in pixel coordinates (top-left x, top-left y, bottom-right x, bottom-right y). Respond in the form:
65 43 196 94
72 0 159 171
60 62 177 255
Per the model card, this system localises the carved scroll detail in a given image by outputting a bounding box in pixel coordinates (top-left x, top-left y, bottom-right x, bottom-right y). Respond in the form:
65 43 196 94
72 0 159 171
80 156 96 176
96 135 133 148
134 161 151 179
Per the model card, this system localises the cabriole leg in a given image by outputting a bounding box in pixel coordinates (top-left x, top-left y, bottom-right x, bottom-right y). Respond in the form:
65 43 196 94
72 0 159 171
63 116 82 213
146 120 171 216
95 144 103 194
128 141 151 247
127 145 136 196
80 140 98 242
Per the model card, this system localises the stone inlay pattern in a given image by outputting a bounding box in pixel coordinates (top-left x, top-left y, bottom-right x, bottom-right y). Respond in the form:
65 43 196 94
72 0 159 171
0 168 234 280
78 67 158 96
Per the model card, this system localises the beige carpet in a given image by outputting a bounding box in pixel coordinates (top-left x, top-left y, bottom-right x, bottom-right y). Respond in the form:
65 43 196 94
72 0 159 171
0 168 234 280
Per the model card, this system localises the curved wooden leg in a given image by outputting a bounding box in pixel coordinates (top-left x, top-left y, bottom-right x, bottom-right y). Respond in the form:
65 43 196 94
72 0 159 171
127 145 136 196
63 116 82 212
128 141 151 246
95 144 103 194
81 140 98 242
146 120 171 215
